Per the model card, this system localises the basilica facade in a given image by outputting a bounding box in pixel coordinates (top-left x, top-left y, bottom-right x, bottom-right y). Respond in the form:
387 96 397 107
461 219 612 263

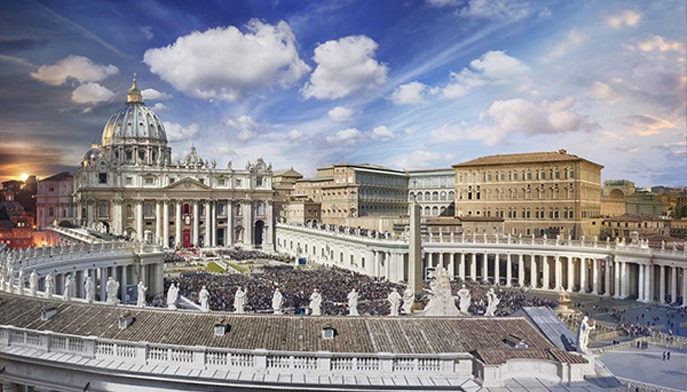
74 78 274 249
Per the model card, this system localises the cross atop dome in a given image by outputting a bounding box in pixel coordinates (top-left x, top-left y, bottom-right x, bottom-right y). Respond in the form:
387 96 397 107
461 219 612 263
127 73 143 104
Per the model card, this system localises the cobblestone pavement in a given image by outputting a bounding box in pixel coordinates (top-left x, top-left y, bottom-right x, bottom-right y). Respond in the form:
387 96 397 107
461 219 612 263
598 345 687 391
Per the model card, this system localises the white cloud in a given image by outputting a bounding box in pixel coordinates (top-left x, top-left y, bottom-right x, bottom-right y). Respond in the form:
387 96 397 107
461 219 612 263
441 51 527 98
71 82 115 104
390 149 454 170
328 106 354 122
143 20 310 101
426 0 459 6
589 81 620 103
637 35 683 53
430 97 596 146
607 10 640 29
370 125 396 141
325 128 363 144
142 88 171 101
31 55 118 86
163 122 200 142
286 129 304 141
460 0 530 20
626 114 676 136
140 26 154 40
390 81 428 104
541 29 583 63
226 115 259 142
152 103 168 111
301 35 388 100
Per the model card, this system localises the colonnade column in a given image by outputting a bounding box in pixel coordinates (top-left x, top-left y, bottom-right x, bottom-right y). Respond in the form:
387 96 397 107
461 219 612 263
226 201 233 247
638 264 645 302
448 253 455 279
579 258 587 294
670 267 677 304
644 264 652 302
211 201 217 247
567 257 574 292
542 255 550 290
659 265 666 303
517 254 524 287
155 201 162 245
481 252 488 283
494 253 500 285
470 254 477 282
591 258 599 295
458 253 466 281
554 255 561 290
505 254 512 287
613 261 623 299
682 267 687 306
620 262 628 298
604 259 612 296
530 255 537 288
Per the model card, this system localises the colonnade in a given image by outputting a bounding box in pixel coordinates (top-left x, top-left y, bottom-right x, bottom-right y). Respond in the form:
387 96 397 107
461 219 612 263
423 249 687 304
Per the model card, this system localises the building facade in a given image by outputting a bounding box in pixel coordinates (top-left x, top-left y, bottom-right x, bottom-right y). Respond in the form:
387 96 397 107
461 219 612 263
294 163 408 226
407 168 455 217
35 171 74 230
452 149 603 239
73 78 274 249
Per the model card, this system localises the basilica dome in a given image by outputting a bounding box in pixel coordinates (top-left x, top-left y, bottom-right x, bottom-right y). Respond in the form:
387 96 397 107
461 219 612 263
101 77 168 148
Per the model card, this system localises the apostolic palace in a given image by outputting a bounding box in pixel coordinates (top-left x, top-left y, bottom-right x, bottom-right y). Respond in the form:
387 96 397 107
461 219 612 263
0 79 685 391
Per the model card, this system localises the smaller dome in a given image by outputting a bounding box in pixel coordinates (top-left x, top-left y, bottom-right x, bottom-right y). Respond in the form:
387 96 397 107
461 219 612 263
82 142 101 167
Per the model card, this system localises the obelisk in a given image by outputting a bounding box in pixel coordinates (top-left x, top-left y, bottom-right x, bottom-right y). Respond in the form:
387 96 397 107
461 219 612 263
408 201 423 309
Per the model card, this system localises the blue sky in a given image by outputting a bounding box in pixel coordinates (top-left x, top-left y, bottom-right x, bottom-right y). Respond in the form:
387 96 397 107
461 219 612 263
0 0 685 187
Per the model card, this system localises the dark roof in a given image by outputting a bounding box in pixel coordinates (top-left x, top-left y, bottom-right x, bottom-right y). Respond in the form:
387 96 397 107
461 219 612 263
40 171 74 182
0 293 585 365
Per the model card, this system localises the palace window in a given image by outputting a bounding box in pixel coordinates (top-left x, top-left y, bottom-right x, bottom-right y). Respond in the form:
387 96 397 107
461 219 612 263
98 173 108 184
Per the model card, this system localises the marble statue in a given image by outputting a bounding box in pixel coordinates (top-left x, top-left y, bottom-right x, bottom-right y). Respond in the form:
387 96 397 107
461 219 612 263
402 286 414 314
309 289 322 316
457 284 472 315
234 287 246 314
419 266 461 317
199 285 210 312
485 287 500 317
387 288 402 316
84 276 95 303
29 270 38 297
136 281 147 308
272 288 283 315
577 316 595 354
167 283 178 309
105 276 120 305
347 288 359 316
63 274 72 301
45 272 54 298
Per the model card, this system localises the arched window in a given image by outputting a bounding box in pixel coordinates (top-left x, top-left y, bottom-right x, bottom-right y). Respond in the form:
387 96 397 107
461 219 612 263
98 202 107 218
145 203 153 217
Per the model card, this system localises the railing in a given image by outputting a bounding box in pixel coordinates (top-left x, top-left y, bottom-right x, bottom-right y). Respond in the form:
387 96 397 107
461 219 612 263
0 325 466 376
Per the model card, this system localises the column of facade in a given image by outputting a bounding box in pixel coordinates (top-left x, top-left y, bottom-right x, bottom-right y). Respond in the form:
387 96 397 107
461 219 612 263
670 266 677 304
542 255 550 290
645 264 653 302
517 254 524 287
192 201 199 247
682 267 687 306
205 200 211 247
604 259 612 296
243 201 254 245
505 254 512 287
470 253 477 281
120 265 128 302
100 267 109 301
638 264 645 302
579 258 587 294
211 201 217 247
613 261 623 299
112 200 123 235
591 258 599 295
175 201 182 248
530 255 537 288
162 201 169 248
155 201 162 245
226 201 233 247
135 201 143 241
459 253 466 281
554 255 561 290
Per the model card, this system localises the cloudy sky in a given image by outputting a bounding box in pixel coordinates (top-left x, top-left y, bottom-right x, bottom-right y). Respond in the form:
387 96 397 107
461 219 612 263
0 0 685 187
